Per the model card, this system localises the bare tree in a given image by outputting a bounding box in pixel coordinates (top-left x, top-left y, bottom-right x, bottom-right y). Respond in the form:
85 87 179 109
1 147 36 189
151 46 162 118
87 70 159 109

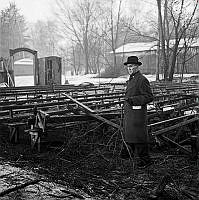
28 20 60 57
55 0 130 77
123 0 199 81
91 0 130 76
0 3 26 58
55 0 100 74
157 0 199 81
168 0 199 81
156 0 169 80
109 0 123 71
179 24 199 81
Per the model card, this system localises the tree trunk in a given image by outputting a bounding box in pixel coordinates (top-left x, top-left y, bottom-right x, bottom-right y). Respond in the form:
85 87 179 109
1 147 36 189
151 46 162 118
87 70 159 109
83 32 89 74
156 0 168 80
180 42 188 82
72 46 78 75
113 50 117 74
168 42 178 81
84 53 89 74
156 41 160 81
156 11 161 81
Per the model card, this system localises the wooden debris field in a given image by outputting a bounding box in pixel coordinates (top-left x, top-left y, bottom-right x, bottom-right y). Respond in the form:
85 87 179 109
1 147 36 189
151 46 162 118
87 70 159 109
0 81 199 199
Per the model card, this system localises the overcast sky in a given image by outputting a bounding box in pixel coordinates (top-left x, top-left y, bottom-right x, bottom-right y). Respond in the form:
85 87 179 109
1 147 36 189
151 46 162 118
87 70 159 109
0 0 54 22
0 0 157 23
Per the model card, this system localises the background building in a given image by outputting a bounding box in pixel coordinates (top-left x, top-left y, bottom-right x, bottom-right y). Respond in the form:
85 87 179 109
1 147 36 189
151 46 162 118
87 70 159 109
14 58 33 76
113 39 199 74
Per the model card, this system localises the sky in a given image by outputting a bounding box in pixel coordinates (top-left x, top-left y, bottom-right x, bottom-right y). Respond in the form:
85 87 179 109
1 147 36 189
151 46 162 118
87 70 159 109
0 0 54 22
0 0 157 23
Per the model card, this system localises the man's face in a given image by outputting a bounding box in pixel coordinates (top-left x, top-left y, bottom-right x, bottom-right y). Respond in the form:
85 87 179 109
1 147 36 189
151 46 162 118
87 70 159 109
127 64 139 75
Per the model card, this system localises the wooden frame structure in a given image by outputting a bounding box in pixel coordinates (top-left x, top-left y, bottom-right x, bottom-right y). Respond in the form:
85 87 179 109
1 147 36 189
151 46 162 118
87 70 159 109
9 47 38 86
0 82 198 155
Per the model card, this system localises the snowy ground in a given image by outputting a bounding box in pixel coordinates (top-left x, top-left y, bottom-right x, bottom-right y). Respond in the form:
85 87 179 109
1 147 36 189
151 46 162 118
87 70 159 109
15 73 199 87
0 161 91 199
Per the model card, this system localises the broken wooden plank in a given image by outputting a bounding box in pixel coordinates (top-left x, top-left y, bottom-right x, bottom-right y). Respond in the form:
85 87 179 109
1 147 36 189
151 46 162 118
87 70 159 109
89 113 121 129
62 93 96 114
161 135 191 155
151 116 199 136
62 93 121 130
148 114 197 128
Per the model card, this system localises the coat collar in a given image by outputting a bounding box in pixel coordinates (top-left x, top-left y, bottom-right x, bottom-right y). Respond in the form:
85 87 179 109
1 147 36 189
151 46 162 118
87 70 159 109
129 70 140 80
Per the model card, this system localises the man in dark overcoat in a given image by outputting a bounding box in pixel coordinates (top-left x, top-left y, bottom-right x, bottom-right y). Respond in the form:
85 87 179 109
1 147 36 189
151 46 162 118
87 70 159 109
121 56 154 168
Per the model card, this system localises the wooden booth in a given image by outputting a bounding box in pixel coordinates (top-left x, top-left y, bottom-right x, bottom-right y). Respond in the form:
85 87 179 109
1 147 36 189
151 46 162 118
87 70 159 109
37 56 62 86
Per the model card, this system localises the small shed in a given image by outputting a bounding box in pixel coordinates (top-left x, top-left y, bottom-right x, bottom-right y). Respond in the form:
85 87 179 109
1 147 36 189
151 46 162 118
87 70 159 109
37 56 62 86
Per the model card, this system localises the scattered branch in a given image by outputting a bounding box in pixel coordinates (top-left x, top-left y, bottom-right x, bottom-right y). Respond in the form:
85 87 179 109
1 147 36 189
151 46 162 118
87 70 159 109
0 179 42 197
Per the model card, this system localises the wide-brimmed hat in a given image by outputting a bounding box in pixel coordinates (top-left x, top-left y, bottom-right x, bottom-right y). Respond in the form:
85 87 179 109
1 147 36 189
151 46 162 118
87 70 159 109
124 56 142 66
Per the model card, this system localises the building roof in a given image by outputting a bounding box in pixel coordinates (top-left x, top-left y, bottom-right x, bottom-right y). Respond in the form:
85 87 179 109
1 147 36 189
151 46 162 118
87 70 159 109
111 38 199 55
113 41 157 54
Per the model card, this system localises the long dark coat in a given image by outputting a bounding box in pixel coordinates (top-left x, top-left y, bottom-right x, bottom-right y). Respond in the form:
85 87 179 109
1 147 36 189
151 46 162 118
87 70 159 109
123 71 154 143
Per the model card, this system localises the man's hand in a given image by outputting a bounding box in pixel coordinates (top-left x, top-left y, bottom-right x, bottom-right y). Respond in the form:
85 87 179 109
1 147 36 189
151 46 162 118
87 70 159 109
124 97 133 105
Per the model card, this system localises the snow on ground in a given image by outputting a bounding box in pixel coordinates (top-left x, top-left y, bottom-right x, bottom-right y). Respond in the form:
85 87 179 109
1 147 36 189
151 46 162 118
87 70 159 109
14 74 199 87
15 74 129 86
0 161 91 199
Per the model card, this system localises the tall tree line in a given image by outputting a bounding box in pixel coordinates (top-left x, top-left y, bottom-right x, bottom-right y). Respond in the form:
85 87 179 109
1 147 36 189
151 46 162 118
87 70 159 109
1 0 198 81
0 3 26 59
54 0 130 76
27 20 61 57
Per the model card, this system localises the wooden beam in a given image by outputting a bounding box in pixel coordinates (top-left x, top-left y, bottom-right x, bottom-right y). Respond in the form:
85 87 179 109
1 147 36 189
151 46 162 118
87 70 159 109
148 114 197 128
161 135 191 155
62 93 96 113
151 116 199 136
62 93 121 129
89 113 121 129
